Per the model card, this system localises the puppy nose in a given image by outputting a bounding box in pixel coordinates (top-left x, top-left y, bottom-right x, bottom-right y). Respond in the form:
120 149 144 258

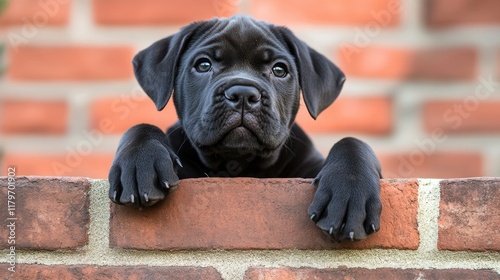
224 85 262 110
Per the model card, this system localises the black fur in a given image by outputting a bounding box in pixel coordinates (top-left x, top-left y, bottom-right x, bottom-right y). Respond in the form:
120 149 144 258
109 15 382 242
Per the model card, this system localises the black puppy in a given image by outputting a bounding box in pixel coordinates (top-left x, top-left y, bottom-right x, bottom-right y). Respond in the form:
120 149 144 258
109 15 382 242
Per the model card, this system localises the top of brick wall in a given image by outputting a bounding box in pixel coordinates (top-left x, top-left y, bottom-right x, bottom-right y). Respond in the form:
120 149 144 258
109 178 419 250
1 176 499 252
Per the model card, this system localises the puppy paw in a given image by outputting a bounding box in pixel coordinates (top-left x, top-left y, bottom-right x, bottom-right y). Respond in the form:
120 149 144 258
108 140 181 208
308 168 382 242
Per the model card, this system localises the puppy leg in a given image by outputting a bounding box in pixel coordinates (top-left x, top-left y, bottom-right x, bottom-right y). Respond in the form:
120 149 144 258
308 137 382 242
109 124 182 208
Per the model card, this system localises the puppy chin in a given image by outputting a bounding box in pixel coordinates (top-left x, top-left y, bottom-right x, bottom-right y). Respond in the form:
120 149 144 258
195 129 285 170
220 127 258 149
198 146 282 171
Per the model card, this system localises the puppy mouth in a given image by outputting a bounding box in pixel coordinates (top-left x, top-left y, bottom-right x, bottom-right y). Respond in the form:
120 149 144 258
195 118 282 158
219 125 260 149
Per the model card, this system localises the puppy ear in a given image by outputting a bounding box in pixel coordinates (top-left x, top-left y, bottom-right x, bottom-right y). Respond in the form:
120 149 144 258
278 28 346 119
133 22 204 111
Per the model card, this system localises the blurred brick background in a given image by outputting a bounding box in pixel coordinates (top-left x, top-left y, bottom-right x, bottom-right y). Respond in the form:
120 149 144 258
0 0 499 179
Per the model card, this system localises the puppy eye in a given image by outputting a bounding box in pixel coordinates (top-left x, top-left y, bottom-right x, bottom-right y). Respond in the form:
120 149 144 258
272 63 288 78
195 59 212 73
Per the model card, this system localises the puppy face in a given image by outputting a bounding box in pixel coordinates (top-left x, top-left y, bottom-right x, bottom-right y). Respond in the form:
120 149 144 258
132 15 345 169
174 18 301 165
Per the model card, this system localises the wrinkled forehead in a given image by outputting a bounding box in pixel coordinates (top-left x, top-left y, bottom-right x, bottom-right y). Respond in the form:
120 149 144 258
186 17 290 60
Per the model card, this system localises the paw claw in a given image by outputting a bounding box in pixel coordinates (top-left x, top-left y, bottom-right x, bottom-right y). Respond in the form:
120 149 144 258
175 158 183 168
164 182 170 189
310 213 317 221
130 194 135 204
371 224 377 233
349 231 354 241
329 226 334 235
143 193 149 202
112 190 118 202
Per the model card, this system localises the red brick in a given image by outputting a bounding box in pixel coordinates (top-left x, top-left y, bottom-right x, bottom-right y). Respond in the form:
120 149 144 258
338 46 409 78
438 178 500 251
244 267 500 280
497 51 500 80
90 96 178 134
0 99 68 135
0 176 90 250
0 264 222 280
379 152 483 178
93 0 238 25
0 0 71 26
424 101 500 134
338 46 477 80
250 0 402 26
110 178 419 250
8 46 134 81
1 153 114 179
297 96 392 135
426 0 500 27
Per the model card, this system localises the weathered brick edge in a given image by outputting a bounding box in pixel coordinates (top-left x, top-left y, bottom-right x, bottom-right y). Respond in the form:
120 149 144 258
0 264 223 279
438 177 500 251
109 178 419 250
0 176 90 250
244 267 500 279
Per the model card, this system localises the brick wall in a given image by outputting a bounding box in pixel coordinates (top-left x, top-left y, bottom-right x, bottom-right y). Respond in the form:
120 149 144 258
1 0 500 179
0 177 499 279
